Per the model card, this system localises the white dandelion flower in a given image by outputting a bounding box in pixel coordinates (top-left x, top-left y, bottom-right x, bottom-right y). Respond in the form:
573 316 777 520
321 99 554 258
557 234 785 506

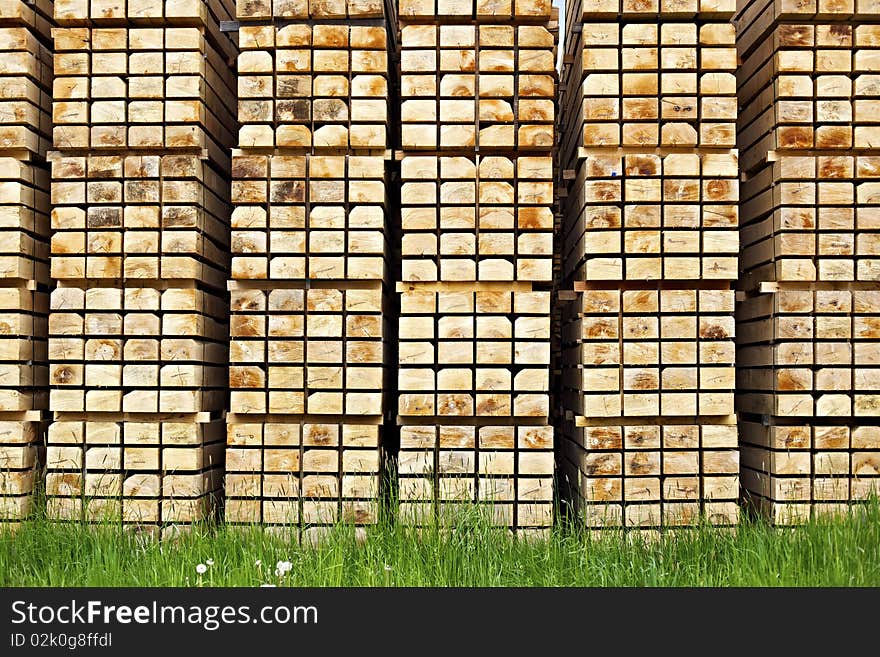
206 559 214 566
195 563 207 575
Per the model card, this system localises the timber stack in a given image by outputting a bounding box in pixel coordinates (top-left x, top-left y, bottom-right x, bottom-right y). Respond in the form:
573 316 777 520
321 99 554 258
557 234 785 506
736 1 880 523
44 0 238 534
395 0 557 536
223 0 393 543
0 0 52 527
556 0 741 531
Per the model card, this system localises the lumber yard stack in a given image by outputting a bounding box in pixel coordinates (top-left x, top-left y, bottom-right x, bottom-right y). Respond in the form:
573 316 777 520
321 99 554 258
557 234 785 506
556 0 741 531
0 0 52 526
736 0 880 523
223 0 393 542
44 0 238 534
395 0 557 536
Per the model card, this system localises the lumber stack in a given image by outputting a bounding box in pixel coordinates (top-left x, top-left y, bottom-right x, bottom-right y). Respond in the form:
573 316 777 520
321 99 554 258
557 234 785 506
223 1 392 542
0 0 52 526
556 0 741 530
736 2 880 523
396 1 557 536
44 2 238 534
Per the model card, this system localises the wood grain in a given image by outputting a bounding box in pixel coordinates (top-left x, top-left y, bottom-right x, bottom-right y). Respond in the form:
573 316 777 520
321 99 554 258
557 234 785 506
0 1 52 524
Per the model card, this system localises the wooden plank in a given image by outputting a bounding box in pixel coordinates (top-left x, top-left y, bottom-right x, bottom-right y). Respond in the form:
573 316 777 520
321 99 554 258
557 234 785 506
398 289 551 419
45 418 225 529
398 424 553 529
557 418 738 528
400 24 555 153
737 154 880 284
231 154 388 281
229 286 386 416
560 288 735 418
225 421 382 536
398 0 553 22
557 20 737 170
236 0 387 20
560 152 739 285
237 24 389 152
400 154 554 283
226 16 390 538
50 153 231 290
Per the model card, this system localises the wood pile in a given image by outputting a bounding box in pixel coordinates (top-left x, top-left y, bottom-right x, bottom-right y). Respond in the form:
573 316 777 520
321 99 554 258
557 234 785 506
736 1 880 522
396 1 557 536
556 0 741 531
222 2 392 542
0 0 52 526
10 0 880 536
43 2 237 534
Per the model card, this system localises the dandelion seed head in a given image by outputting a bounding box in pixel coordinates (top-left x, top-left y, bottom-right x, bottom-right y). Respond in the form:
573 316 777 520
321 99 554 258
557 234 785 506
196 563 207 575
206 559 214 566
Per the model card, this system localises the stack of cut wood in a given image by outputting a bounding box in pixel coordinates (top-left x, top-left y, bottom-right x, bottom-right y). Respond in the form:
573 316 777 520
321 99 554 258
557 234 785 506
44 2 237 534
396 2 557 536
736 2 880 523
223 4 392 542
0 0 52 527
556 0 741 531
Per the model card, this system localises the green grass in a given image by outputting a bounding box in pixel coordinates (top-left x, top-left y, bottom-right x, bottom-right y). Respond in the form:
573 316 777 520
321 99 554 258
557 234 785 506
2 501 880 586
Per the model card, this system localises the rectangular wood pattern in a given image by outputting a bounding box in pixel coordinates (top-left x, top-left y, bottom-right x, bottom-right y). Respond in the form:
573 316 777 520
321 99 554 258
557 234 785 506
557 0 740 530
225 8 391 538
394 1 556 533
0 0 52 525
44 1 239 533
